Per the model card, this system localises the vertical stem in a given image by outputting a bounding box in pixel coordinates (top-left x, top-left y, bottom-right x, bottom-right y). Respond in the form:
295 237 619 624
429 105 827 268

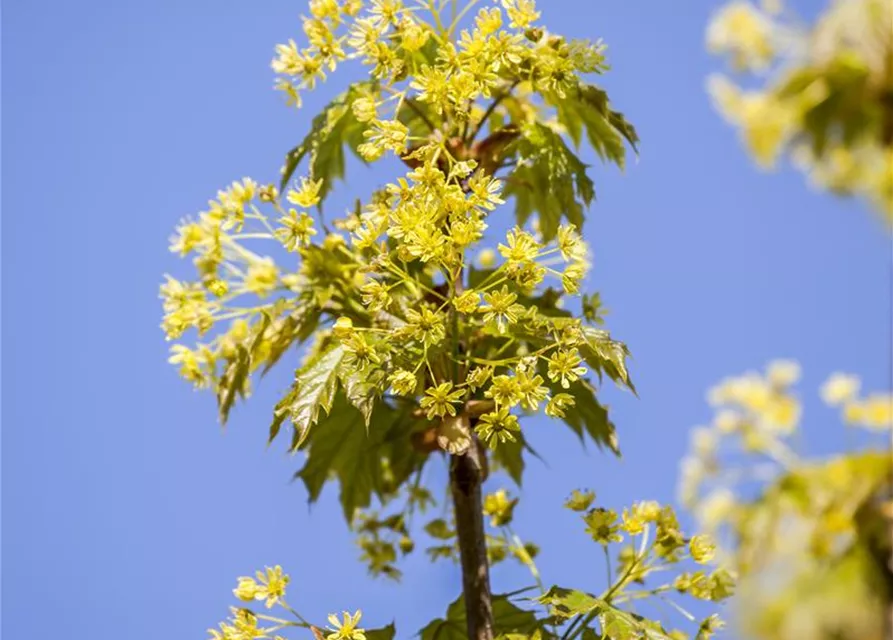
448 243 494 639
450 444 495 640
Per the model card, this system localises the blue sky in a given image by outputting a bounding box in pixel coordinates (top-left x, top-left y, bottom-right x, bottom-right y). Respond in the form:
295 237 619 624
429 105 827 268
3 1 889 638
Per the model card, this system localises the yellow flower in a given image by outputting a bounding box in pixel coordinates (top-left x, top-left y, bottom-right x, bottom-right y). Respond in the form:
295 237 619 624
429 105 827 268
362 119 409 157
276 209 317 251
388 369 417 396
547 349 587 389
499 228 540 265
361 279 391 312
766 359 800 387
169 221 205 256
467 172 505 210
244 258 279 297
557 224 585 261
689 534 717 564
397 16 430 52
475 407 521 449
561 261 587 295
168 344 208 387
564 489 595 512
342 333 381 370
584 508 622 545
621 504 647 535
453 290 481 314
420 382 465 419
327 610 366 640
637 500 662 522
483 489 517 526
545 393 574 418
475 7 503 36
233 576 260 602
272 39 303 75
706 1 775 71
287 177 324 209
352 96 378 123
516 370 548 411
845 394 893 430
478 248 497 268
501 0 540 30
481 286 524 334
485 375 521 408
404 307 446 347
820 372 860 406
466 366 492 391
233 566 289 609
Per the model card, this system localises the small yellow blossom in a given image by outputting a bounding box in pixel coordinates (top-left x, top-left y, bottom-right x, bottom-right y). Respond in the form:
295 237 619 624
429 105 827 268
453 290 481 314
486 375 521 408
483 489 517 527
501 0 540 30
547 349 587 389
820 373 860 406
388 369 417 396
287 177 324 209
689 534 717 564
420 382 465 419
352 96 378 123
766 359 800 387
244 258 279 297
475 7 503 36
327 610 366 640
706 1 776 71
475 406 521 448
545 393 575 418
478 248 497 268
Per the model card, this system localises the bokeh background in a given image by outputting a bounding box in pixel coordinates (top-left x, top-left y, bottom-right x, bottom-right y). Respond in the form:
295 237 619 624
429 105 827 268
3 1 889 638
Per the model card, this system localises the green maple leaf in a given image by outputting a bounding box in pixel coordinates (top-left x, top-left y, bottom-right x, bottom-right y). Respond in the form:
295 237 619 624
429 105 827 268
365 623 397 640
420 593 541 640
580 327 635 393
492 434 525 485
279 81 377 204
553 379 621 457
285 344 346 450
552 84 639 168
296 394 426 522
538 586 602 618
504 122 592 241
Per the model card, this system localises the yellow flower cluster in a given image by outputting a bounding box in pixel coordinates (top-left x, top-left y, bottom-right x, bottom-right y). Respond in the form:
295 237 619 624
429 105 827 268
706 0 893 222
681 360 893 591
706 1 776 71
822 372 893 430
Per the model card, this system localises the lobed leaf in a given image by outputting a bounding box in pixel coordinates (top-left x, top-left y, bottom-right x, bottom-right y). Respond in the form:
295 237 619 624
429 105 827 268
420 593 542 640
279 81 378 203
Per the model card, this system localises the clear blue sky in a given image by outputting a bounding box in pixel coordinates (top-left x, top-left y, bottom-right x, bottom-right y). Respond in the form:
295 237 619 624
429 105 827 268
3 1 889 638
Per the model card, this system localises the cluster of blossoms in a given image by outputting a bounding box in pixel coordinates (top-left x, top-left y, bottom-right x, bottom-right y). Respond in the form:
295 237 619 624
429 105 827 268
271 0 605 118
162 157 601 448
534 489 732 639
706 0 893 221
678 360 892 640
209 565 367 640
680 361 892 537
161 0 623 455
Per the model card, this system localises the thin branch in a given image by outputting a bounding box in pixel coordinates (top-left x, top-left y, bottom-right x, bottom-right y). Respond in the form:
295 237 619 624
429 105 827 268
467 81 520 145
